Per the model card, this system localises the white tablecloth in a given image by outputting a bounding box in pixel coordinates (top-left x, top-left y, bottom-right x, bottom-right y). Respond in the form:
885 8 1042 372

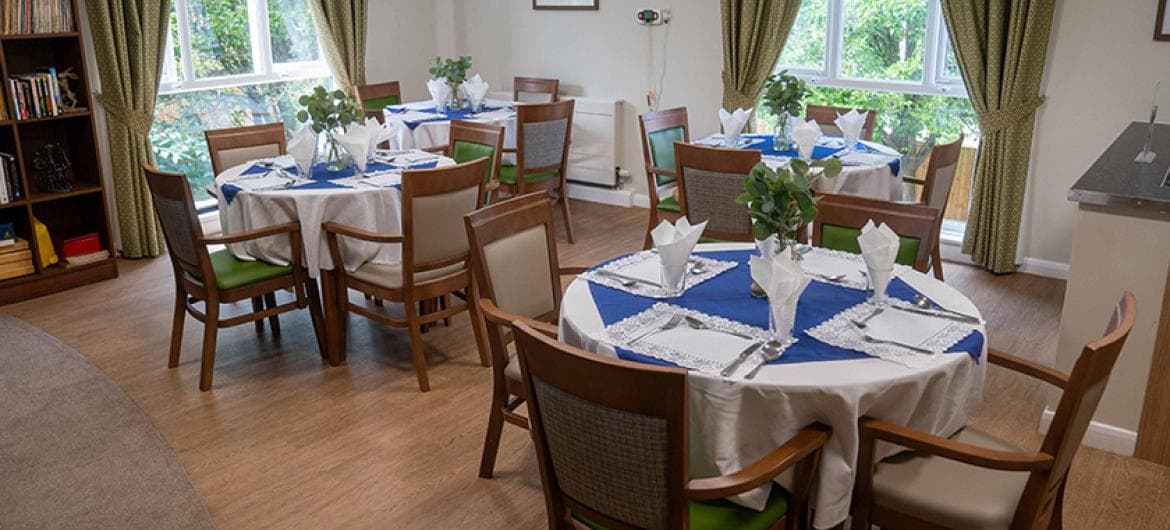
214 153 455 277
557 242 986 529
384 99 518 152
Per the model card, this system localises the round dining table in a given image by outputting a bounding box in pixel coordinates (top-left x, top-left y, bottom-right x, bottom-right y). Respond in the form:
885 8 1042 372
558 242 987 529
383 98 518 152
214 151 456 278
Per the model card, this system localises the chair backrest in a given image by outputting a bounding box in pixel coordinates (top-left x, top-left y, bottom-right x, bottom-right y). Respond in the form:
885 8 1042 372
673 141 761 242
514 76 560 103
805 104 877 141
447 120 505 205
1015 292 1136 528
811 194 941 272
355 81 401 111
400 158 489 281
515 99 575 192
639 107 690 188
204 123 286 176
142 164 211 281
920 135 964 213
513 322 690 529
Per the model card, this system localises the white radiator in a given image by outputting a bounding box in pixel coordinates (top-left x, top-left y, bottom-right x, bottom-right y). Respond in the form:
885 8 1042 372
564 97 621 187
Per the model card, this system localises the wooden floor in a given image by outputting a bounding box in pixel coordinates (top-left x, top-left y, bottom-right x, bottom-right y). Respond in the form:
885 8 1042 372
4 200 1168 529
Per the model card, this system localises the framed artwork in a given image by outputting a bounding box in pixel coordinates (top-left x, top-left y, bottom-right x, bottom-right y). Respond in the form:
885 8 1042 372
533 0 599 10
1157 0 1170 41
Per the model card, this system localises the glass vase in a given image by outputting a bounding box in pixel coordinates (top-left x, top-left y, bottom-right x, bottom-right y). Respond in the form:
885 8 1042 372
773 112 792 151
447 83 463 110
321 131 351 172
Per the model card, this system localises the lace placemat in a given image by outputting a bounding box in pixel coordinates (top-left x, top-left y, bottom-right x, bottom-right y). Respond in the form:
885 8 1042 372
799 247 913 290
582 251 738 299
805 300 977 367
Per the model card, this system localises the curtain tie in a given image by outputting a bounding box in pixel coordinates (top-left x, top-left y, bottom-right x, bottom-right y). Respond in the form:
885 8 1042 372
978 96 1045 135
95 92 154 136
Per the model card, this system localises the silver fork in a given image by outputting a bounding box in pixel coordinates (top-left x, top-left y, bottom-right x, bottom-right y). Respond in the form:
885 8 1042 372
628 314 684 345
683 315 755 340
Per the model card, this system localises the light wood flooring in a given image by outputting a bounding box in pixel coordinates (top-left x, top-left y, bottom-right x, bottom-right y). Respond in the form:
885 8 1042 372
4 200 1168 529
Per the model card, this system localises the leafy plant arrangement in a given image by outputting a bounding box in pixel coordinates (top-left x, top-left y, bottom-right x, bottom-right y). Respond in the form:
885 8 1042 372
736 158 843 246
428 55 473 85
295 86 362 170
761 70 807 118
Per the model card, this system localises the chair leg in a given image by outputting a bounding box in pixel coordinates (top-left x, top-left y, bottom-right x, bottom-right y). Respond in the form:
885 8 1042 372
321 270 343 366
1048 479 1066 530
442 294 452 327
169 286 186 368
199 302 220 391
404 301 431 392
468 286 490 368
931 241 944 281
305 278 328 359
558 193 575 244
264 292 281 335
479 397 506 478
251 297 264 333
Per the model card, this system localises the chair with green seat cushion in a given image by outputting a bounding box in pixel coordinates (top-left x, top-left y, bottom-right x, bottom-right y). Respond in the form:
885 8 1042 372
443 120 505 207
495 99 577 242
143 164 325 392
497 164 557 185
811 193 942 274
639 108 691 249
511 322 831 530
354 81 402 123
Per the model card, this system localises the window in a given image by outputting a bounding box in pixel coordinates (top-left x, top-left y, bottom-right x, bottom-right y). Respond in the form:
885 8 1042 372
153 0 332 204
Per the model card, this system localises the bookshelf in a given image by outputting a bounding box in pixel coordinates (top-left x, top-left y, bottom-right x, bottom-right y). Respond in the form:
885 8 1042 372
0 0 117 304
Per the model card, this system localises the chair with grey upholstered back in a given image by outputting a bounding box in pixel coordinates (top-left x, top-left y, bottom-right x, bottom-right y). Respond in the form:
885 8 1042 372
902 135 964 280
323 158 491 392
204 123 287 177
673 141 762 242
464 192 588 479
513 76 559 103
512 321 832 529
494 99 576 243
805 104 877 140
851 291 1137 530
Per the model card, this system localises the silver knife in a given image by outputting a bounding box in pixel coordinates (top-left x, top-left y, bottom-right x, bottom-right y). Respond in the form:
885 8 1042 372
721 341 763 377
598 269 662 288
889 305 981 324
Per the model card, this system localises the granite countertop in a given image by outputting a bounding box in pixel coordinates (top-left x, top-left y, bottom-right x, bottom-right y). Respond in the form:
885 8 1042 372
1068 122 1170 215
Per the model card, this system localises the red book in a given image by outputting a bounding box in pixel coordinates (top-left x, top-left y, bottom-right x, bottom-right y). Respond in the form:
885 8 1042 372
61 233 101 258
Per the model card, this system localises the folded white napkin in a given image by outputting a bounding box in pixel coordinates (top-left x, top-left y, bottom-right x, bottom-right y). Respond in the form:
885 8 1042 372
792 119 822 160
858 220 900 296
750 247 811 340
337 123 371 172
460 74 490 111
427 78 451 109
651 218 707 291
362 116 394 154
834 109 868 150
287 126 318 175
719 107 752 147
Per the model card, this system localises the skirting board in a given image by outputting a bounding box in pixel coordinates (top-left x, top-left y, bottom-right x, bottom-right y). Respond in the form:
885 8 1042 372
566 184 637 208
1019 257 1070 280
1039 407 1136 456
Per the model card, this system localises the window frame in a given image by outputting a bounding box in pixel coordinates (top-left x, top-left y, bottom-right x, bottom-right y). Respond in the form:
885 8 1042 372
778 0 966 98
159 0 330 95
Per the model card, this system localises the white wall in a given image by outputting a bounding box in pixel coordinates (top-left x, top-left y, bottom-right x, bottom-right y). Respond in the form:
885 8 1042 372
364 0 439 102
1022 0 1170 266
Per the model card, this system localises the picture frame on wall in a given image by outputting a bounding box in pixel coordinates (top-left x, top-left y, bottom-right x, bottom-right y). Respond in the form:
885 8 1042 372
533 0 599 10
1157 0 1170 40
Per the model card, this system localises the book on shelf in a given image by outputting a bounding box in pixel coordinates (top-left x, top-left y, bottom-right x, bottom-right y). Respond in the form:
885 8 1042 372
63 249 108 267
0 152 21 203
1 0 74 35
9 67 62 120
0 237 33 280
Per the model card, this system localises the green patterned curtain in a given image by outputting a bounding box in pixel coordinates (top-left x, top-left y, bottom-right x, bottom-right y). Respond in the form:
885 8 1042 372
720 0 802 113
85 0 171 258
308 0 367 94
941 0 1056 273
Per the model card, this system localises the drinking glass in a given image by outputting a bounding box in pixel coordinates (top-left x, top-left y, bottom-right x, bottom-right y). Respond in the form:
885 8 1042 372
660 262 687 297
866 265 893 305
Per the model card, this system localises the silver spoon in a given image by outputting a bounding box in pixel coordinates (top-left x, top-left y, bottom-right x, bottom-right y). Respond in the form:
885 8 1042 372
745 341 784 379
812 272 846 283
850 307 885 329
683 315 754 340
913 294 979 320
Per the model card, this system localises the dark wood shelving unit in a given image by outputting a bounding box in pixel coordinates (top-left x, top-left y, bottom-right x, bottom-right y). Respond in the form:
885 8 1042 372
0 0 117 305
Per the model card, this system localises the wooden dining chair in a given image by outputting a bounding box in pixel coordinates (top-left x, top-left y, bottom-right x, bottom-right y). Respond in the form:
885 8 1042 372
513 76 559 103
811 193 941 274
805 104 877 140
638 107 690 249
355 80 402 124
512 321 832 529
851 291 1137 530
494 99 576 243
434 120 505 207
464 192 589 478
673 141 762 242
204 122 286 177
143 164 325 391
322 158 490 392
901 135 964 280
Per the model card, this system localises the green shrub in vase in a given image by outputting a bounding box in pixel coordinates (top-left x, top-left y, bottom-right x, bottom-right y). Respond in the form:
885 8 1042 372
295 86 363 171
736 158 842 256
428 55 472 108
761 70 808 150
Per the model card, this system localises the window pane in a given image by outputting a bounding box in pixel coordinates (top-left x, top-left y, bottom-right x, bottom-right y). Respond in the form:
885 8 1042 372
777 0 827 71
942 38 962 79
186 0 254 78
841 0 927 82
268 0 321 64
151 78 330 201
162 6 182 84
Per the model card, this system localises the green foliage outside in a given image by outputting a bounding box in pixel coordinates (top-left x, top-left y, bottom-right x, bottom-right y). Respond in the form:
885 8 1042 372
737 158 843 244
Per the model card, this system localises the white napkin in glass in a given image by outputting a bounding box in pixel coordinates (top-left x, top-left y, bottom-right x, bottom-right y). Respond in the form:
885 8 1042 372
460 74 490 111
858 220 900 295
834 109 868 150
651 218 707 289
362 116 394 155
719 107 752 147
791 119 822 160
337 123 371 172
427 78 451 109
750 247 811 338
287 126 318 175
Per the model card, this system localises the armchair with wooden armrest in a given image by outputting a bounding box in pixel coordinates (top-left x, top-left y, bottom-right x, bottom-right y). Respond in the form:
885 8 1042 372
899 135 963 280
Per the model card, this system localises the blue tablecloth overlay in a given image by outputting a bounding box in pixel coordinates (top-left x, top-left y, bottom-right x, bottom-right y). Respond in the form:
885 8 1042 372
221 159 439 204
385 105 508 130
741 134 901 177
586 249 983 368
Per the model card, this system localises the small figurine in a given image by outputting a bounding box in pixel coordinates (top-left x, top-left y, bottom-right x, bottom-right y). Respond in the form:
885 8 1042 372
56 67 80 111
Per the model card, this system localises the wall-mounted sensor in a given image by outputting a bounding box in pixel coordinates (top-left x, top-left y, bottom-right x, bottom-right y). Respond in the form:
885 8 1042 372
635 8 670 25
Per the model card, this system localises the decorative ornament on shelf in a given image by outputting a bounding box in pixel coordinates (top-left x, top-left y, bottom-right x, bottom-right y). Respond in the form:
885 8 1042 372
56 67 82 111
32 143 73 193
736 157 842 257
761 70 807 151
428 55 472 109
295 86 362 171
